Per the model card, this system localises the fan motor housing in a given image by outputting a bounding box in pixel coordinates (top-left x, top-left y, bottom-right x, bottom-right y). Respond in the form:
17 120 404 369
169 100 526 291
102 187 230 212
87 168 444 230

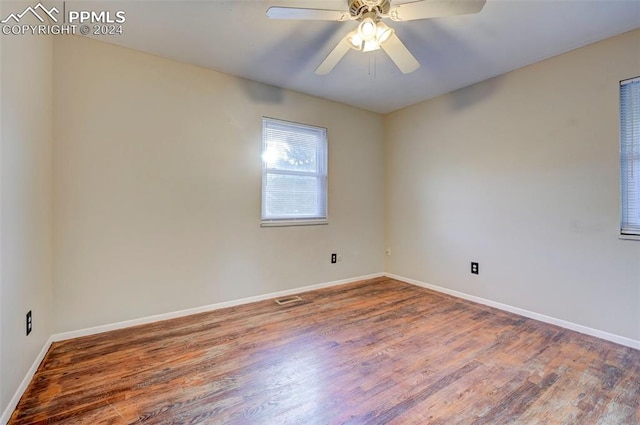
349 0 391 18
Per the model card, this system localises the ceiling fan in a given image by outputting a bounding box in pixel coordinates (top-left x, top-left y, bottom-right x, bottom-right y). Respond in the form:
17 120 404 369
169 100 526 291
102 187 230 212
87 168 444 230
266 0 486 75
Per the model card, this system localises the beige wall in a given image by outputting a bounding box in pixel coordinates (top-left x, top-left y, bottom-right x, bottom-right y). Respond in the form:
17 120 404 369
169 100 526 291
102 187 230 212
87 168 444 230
0 13 54 415
385 29 640 341
52 36 385 333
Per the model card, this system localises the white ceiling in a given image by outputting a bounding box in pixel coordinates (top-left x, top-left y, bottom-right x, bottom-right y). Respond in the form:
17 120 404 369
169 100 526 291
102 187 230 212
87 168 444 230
83 0 640 114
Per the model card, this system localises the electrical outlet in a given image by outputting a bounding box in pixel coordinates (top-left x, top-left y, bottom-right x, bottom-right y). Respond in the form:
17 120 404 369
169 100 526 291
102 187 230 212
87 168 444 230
331 253 337 264
471 262 479 275
337 254 343 262
385 248 391 256
26 310 32 336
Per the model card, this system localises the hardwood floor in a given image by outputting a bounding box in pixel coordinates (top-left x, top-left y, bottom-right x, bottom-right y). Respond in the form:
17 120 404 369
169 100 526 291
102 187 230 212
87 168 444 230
9 277 640 424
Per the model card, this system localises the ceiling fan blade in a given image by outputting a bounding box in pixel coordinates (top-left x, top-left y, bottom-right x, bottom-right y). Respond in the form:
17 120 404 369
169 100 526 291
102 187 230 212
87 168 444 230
315 38 352 75
389 0 486 22
381 33 420 74
266 7 350 21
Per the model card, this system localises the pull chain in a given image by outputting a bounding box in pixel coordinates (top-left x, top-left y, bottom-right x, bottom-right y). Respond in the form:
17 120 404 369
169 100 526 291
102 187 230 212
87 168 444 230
368 54 377 78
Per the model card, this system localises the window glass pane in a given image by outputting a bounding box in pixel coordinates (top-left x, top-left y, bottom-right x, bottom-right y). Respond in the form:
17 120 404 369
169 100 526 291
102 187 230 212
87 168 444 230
264 137 318 173
265 174 320 218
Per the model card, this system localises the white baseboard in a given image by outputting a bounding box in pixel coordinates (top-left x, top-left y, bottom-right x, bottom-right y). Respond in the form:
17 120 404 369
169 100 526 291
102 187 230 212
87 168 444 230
1 336 53 425
52 272 384 342
385 273 640 350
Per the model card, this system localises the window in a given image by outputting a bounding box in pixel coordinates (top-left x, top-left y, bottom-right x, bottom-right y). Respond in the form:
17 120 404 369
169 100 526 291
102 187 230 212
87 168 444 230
620 77 640 238
261 118 328 226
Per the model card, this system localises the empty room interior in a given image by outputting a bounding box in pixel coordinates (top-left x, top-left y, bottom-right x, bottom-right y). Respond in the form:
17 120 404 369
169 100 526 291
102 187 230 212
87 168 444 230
1 0 640 423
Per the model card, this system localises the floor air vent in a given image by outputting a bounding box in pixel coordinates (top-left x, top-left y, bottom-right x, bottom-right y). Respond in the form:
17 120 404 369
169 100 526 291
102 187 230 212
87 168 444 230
275 296 303 306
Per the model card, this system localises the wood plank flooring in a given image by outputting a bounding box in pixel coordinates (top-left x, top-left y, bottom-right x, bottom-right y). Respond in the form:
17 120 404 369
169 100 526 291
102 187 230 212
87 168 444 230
9 277 640 424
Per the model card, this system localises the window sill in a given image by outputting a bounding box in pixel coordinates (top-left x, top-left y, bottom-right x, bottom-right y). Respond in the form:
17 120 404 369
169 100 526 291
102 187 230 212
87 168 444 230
261 219 328 228
619 233 640 241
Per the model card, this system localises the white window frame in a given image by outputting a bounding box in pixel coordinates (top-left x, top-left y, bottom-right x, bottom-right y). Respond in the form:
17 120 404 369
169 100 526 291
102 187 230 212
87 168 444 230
620 76 640 240
261 117 328 227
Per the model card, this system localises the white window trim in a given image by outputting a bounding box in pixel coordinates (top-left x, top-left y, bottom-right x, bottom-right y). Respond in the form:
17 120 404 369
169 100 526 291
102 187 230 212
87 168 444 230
261 219 328 228
261 117 328 227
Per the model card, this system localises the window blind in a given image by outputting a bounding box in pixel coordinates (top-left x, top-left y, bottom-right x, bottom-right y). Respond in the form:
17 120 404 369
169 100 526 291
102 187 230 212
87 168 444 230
620 77 640 236
262 118 328 225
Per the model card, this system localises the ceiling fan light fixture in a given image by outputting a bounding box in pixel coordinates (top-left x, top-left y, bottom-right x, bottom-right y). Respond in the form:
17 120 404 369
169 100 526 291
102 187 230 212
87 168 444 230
357 17 377 41
376 22 394 44
362 39 380 52
346 30 364 50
